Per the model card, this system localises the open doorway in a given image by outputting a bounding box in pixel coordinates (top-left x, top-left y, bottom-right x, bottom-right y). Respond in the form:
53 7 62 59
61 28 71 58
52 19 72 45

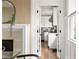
40 6 59 59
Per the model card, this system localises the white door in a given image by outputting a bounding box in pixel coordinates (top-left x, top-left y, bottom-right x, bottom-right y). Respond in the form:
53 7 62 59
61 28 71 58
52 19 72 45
56 8 62 59
36 8 41 56
31 5 41 58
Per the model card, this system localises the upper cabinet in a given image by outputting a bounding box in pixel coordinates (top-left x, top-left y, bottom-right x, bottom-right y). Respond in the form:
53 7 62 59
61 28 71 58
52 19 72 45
67 0 76 15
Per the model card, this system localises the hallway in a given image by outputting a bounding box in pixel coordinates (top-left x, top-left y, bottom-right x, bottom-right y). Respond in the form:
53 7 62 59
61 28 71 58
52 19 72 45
40 41 59 59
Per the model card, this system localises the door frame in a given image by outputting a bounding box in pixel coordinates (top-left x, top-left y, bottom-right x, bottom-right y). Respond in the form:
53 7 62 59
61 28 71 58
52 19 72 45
31 1 61 58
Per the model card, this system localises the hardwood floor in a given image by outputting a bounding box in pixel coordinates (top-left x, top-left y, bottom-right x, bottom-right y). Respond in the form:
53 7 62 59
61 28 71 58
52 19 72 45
40 41 59 59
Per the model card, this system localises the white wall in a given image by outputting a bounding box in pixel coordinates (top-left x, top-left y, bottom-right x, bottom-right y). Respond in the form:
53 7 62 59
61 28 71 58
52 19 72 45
67 0 76 15
64 0 76 59
65 40 76 59
41 16 52 27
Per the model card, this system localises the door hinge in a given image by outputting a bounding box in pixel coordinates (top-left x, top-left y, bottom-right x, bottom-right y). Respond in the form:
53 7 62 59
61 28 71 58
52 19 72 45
60 30 61 33
59 50 61 53
59 10 61 13
56 34 58 36
37 30 38 32
37 10 39 13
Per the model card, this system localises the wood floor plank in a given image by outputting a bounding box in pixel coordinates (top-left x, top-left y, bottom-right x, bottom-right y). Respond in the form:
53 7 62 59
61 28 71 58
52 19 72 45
40 41 59 59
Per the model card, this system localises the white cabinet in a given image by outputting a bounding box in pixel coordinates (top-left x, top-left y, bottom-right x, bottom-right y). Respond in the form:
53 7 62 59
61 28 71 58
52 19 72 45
48 33 57 49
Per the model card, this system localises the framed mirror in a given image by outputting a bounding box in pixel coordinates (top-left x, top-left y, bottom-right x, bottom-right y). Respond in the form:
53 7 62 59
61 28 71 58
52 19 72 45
2 0 16 36
2 0 16 25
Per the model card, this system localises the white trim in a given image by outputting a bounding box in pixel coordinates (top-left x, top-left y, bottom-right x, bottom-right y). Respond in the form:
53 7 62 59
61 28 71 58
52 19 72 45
2 24 27 29
2 24 30 55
